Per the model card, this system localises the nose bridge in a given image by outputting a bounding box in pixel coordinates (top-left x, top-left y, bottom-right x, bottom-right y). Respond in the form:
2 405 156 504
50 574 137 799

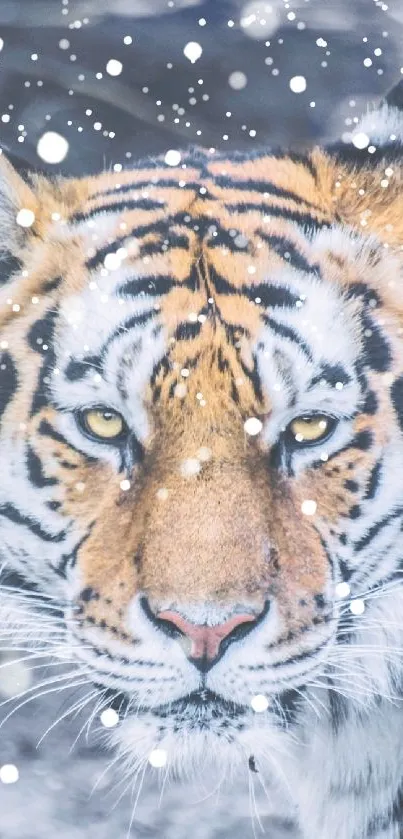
135 446 272 601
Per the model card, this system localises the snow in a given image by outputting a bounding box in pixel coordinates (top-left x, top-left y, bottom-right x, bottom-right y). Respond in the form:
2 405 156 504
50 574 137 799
250 694 269 712
37 131 69 163
350 599 366 615
164 149 182 166
100 709 119 728
289 75 307 93
148 748 168 768
0 765 19 785
16 209 35 228
336 582 351 598
183 42 203 63
244 417 263 436
300 500 317 516
228 71 248 89
106 59 123 77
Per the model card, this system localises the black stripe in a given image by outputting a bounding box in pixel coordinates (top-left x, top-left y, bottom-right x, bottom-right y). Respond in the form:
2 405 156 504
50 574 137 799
88 179 199 201
239 353 264 403
26 445 58 488
391 375 403 432
64 356 101 382
0 352 18 422
308 364 351 389
344 282 381 307
56 524 94 579
27 310 57 354
353 506 403 553
42 276 62 293
173 320 202 342
364 459 382 501
262 314 313 360
117 275 175 298
213 175 321 209
312 430 373 468
258 231 316 274
117 270 197 298
0 502 66 543
361 314 391 373
72 197 165 223
38 418 70 446
38 419 97 464
212 267 304 310
0 253 22 286
29 310 58 416
139 233 189 257
223 202 329 231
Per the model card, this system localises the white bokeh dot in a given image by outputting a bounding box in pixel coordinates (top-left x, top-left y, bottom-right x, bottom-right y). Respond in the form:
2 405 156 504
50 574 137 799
335 582 351 598
301 499 317 516
180 458 201 478
251 694 269 713
37 131 69 164
100 708 119 728
244 417 263 436
0 764 19 784
352 132 369 149
106 59 123 76
183 42 203 63
120 479 131 491
228 71 248 90
148 748 168 768
350 598 365 615
164 149 181 166
16 208 35 228
289 75 307 93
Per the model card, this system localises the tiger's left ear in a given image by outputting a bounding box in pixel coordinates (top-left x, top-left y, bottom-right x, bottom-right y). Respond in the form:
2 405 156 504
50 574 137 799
327 80 403 164
353 79 403 152
0 152 40 257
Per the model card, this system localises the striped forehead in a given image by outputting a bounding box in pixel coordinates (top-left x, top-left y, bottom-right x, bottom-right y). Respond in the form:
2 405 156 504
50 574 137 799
51 203 362 444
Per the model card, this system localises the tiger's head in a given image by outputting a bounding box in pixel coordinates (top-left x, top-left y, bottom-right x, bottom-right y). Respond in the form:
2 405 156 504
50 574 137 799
1 83 403 781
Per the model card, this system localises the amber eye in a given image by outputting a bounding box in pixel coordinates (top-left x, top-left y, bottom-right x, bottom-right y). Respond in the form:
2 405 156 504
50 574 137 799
287 414 336 446
77 408 126 442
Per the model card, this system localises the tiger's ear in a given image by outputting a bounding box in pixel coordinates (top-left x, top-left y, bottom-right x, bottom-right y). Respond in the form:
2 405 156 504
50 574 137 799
327 80 403 164
352 79 403 153
0 152 39 257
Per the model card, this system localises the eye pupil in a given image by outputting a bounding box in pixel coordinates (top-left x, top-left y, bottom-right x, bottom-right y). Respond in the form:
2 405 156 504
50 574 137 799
77 407 126 442
287 414 335 447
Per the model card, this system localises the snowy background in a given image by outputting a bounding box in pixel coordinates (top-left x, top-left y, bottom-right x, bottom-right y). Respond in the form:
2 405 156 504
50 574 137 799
0 0 402 836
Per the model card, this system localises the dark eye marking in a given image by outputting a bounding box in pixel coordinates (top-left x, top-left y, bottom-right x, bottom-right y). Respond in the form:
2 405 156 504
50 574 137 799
391 375 403 432
0 352 18 423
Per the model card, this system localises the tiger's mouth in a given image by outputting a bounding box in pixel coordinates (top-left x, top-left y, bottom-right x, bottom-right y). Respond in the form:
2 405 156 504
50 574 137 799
146 689 247 720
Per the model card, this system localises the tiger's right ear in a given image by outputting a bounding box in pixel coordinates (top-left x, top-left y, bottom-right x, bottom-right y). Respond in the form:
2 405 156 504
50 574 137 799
0 153 40 264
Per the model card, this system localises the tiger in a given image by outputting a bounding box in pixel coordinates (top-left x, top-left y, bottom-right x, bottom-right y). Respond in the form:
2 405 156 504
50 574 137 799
1 77 403 838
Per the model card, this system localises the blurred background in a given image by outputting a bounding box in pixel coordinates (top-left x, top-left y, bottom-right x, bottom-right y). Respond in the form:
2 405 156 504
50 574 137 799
0 0 402 836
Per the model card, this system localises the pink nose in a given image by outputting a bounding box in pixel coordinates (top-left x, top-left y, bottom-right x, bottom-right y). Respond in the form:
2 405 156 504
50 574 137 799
156 609 257 663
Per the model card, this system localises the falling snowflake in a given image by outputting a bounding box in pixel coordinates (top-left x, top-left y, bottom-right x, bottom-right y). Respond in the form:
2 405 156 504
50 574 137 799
37 131 69 163
106 59 123 77
250 694 269 712
183 42 203 63
16 208 35 228
289 75 307 93
228 71 248 89
148 748 168 768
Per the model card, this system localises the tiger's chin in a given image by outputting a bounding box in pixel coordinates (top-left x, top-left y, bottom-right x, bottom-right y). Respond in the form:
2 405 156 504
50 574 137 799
108 689 299 786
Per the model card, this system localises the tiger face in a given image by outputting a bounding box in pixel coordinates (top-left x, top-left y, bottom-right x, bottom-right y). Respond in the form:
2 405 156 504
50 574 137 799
1 86 403 784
